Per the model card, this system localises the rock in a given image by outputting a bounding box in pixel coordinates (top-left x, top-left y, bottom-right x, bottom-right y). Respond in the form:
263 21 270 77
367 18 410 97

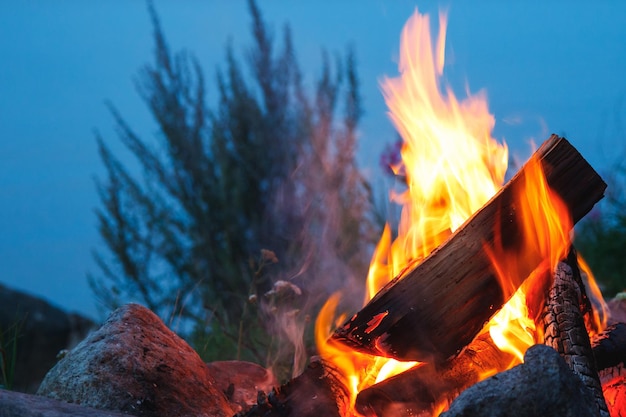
0 282 95 392
238 359 349 417
37 303 234 417
441 344 601 417
607 295 626 325
0 388 128 417
206 360 277 412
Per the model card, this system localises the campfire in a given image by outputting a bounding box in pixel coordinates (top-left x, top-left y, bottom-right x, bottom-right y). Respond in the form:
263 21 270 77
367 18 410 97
242 8 623 417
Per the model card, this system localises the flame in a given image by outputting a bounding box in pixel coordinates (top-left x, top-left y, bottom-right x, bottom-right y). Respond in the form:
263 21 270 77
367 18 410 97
479 156 571 366
316 294 419 415
315 7 607 417
487 289 535 363
578 255 610 335
317 8 506 415
381 9 508 281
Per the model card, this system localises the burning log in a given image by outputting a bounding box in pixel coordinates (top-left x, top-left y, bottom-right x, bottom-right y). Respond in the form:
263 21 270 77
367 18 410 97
333 135 606 363
354 332 513 416
593 322 626 371
239 359 349 417
543 249 609 417
354 258 622 417
592 323 626 416
598 362 626 417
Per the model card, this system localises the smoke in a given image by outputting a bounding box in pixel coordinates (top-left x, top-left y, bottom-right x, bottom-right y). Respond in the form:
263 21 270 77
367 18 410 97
256 115 378 380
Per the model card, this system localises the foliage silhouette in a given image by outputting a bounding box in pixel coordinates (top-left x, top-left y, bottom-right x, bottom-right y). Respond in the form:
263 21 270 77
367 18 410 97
576 156 626 296
89 0 378 378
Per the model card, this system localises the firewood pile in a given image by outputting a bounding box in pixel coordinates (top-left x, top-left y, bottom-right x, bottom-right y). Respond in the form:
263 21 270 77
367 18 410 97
241 136 626 417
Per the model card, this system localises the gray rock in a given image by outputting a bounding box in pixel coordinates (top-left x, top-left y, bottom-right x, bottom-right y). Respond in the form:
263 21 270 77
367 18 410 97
441 344 601 417
0 388 128 417
37 303 234 417
0 282 95 392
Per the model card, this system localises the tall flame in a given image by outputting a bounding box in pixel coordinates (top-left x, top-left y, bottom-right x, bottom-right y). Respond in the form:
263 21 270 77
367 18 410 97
317 8 507 414
380 9 508 284
315 7 606 417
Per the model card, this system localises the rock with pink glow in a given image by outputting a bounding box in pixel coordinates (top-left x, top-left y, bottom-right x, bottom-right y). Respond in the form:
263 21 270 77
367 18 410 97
37 303 234 417
206 360 277 413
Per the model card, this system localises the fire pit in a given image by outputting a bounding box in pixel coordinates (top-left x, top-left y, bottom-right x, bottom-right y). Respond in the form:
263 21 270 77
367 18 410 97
241 8 623 417
19 7 624 417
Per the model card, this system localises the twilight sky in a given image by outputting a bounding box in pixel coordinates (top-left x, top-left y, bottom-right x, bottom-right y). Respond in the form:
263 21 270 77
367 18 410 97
1 1 625 320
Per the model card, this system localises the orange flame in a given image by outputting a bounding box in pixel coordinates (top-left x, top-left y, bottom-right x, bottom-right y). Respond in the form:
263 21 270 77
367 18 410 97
317 8 506 414
315 294 419 415
315 7 607 417
381 9 508 283
482 156 572 367
578 255 610 335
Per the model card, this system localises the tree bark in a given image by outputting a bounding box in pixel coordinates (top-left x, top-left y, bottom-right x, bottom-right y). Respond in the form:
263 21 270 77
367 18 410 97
333 135 606 363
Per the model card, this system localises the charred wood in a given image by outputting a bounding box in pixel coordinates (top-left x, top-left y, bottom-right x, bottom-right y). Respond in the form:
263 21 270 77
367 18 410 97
543 252 609 417
592 322 626 371
355 332 513 416
238 359 348 417
598 363 626 417
591 323 626 417
333 135 606 363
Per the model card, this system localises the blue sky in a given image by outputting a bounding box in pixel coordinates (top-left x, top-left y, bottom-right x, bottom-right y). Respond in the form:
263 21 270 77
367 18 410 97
1 1 625 320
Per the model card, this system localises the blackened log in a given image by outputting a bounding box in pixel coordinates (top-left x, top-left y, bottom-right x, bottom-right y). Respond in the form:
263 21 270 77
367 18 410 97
543 253 609 417
238 359 349 417
355 332 513 416
591 323 626 417
355 318 626 416
592 323 626 371
333 135 606 362
598 363 626 417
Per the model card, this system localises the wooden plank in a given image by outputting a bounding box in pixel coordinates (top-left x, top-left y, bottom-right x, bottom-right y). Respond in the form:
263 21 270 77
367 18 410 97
332 135 606 362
